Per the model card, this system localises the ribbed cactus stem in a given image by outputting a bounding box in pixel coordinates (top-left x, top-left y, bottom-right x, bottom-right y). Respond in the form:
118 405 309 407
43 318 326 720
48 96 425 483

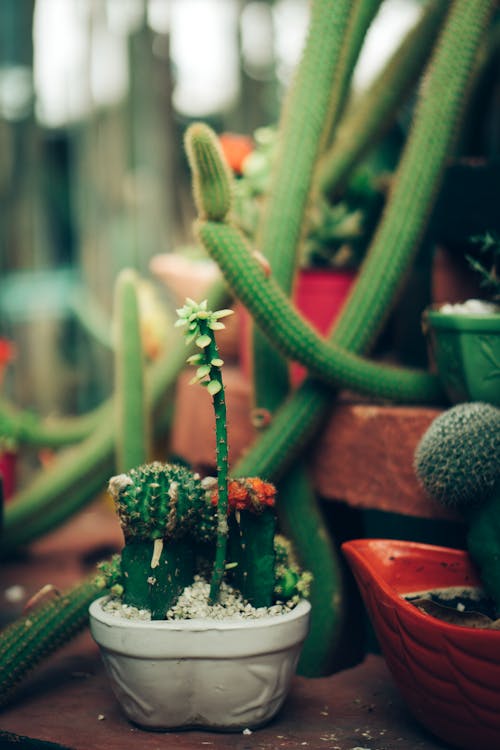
114 269 149 472
323 0 383 143
176 300 234 602
257 0 353 288
317 0 448 200
0 559 119 708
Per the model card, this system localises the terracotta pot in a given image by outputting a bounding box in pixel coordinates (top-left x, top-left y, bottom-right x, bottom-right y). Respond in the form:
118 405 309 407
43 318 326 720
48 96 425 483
423 304 500 407
240 268 356 384
89 597 310 731
342 538 500 750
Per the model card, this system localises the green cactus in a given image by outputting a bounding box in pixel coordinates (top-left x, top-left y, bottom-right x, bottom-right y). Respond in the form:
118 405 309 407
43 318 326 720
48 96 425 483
176 298 235 602
114 269 150 472
108 462 216 617
317 0 449 200
414 402 500 610
223 477 277 607
185 0 493 675
0 557 121 708
197 219 442 402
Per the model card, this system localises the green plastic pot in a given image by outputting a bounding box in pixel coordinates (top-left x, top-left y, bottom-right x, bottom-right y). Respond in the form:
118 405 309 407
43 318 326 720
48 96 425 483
423 304 500 406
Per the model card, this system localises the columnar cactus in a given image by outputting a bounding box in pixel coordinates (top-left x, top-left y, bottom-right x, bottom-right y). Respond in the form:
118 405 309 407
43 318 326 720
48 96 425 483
414 402 500 609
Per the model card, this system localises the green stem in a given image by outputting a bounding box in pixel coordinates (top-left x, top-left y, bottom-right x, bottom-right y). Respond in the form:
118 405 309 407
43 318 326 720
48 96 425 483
114 269 149 472
317 0 449 200
199 322 229 604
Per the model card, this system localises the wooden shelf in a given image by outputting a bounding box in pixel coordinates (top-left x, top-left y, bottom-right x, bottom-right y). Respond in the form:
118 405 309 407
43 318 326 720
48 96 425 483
171 367 455 520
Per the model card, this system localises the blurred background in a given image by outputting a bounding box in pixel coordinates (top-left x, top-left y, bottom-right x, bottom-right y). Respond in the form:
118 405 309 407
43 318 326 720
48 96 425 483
0 0 442 420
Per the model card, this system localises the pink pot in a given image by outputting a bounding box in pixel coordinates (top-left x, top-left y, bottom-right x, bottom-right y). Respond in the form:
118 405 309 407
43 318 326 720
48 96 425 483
342 538 500 750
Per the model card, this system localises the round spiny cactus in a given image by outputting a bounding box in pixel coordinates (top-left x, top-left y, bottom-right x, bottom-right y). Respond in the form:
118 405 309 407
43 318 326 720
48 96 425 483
414 402 500 510
108 461 216 543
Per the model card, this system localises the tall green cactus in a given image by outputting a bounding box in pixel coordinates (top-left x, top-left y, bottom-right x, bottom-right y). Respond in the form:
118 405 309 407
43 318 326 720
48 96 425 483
114 269 149 472
317 0 449 200
176 298 234 602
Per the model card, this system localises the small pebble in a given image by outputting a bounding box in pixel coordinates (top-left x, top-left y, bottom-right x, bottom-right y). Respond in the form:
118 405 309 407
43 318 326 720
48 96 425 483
243 728 252 735
4 585 26 603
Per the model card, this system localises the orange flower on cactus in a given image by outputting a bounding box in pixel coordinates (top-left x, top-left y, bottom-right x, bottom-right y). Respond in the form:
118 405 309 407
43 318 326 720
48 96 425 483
211 477 276 512
218 133 253 175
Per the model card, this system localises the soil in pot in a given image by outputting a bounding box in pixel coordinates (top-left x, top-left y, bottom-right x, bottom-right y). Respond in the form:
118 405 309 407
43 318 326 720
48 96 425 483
405 585 500 629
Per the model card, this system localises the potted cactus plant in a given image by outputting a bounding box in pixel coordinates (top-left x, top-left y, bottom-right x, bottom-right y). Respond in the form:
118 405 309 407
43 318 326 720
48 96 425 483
343 401 500 750
89 299 311 731
423 232 500 406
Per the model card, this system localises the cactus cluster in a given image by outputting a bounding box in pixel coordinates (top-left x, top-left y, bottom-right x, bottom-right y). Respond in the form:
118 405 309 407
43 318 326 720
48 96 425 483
415 402 500 610
107 458 307 616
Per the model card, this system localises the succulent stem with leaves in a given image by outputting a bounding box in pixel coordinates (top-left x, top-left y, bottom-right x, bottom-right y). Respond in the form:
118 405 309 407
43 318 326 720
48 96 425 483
176 298 234 603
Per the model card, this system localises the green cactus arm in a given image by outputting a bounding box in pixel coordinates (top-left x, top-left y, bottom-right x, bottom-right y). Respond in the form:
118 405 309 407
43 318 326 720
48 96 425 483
324 0 383 142
1 281 230 557
317 0 449 200
197 219 442 403
0 397 107 449
256 0 353 289
252 0 381 410
184 123 233 221
330 0 495 353
114 269 149 472
0 559 120 708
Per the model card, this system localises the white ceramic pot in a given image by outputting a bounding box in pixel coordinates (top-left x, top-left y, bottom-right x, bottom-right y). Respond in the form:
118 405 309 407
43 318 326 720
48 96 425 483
89 597 311 731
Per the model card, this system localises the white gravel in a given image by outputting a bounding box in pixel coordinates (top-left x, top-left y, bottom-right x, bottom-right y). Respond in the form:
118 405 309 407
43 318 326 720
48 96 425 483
102 576 295 621
439 299 499 315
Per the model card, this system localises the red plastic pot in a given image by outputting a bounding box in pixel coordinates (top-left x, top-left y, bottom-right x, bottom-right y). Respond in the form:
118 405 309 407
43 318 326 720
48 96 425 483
0 450 16 500
240 268 356 384
342 539 500 750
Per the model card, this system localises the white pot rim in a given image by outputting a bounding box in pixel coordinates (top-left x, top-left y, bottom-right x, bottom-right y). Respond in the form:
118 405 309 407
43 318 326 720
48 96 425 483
90 597 311 658
90 595 310 632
